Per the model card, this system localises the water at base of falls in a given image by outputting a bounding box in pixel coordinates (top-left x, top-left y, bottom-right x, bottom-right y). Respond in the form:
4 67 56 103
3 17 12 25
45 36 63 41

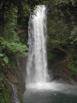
23 87 77 103
24 81 77 103
26 5 49 87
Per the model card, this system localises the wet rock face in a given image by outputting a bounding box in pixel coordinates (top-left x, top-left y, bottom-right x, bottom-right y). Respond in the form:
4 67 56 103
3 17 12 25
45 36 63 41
47 46 77 83
6 71 18 84
4 55 27 103
13 56 27 100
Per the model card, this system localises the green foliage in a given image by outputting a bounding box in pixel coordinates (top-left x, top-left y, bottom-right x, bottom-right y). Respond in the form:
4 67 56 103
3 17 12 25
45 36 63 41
52 0 72 4
48 52 56 61
0 1 29 103
3 57 9 64
68 27 77 44
23 2 30 16
4 6 19 41
0 78 11 103
0 53 4 57
68 52 77 76
0 37 28 54
47 2 77 48
41 0 76 5
6 42 28 54
0 53 9 64
68 62 77 76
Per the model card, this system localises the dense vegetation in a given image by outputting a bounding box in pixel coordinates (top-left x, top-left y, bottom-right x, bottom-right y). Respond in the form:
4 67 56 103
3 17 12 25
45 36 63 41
0 0 77 103
0 0 28 102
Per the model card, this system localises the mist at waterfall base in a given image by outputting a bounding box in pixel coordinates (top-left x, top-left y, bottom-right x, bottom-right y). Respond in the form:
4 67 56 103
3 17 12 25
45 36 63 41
23 5 77 103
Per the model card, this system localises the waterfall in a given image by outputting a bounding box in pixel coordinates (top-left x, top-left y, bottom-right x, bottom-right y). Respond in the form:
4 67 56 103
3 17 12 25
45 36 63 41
26 5 49 88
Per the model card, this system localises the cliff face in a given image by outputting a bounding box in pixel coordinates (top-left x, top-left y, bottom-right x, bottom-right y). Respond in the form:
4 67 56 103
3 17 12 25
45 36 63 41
46 2 77 83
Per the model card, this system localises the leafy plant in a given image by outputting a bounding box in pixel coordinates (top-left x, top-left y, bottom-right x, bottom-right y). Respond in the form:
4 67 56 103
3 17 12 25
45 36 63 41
0 79 11 103
0 37 28 54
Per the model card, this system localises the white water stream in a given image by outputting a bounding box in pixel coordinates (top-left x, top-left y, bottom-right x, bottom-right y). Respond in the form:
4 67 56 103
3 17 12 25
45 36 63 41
26 5 49 88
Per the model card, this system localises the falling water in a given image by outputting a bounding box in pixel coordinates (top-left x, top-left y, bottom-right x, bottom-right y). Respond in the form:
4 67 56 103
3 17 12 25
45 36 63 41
26 5 49 88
